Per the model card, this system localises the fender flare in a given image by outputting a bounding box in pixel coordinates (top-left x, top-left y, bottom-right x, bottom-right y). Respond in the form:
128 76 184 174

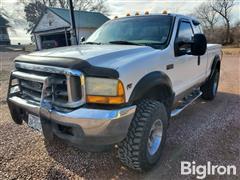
209 55 221 80
128 71 174 104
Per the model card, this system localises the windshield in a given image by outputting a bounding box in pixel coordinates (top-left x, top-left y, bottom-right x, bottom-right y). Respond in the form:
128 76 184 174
86 15 173 49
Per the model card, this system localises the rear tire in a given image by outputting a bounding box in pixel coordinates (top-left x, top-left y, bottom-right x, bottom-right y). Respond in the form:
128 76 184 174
201 69 220 100
118 99 168 171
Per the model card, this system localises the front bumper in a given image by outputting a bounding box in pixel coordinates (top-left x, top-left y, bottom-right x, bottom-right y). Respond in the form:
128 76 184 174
8 96 136 145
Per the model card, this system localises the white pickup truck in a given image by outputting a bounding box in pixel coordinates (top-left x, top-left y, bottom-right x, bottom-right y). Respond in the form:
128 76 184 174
7 13 222 171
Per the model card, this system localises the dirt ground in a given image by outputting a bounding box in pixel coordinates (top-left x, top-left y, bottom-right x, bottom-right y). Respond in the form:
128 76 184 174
0 50 239 180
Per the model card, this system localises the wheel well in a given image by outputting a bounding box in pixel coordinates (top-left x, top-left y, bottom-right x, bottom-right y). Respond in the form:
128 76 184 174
216 61 221 72
128 71 174 112
212 56 221 72
209 56 221 80
140 85 174 111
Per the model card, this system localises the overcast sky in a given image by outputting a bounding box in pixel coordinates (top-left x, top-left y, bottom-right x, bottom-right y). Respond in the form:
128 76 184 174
1 0 240 44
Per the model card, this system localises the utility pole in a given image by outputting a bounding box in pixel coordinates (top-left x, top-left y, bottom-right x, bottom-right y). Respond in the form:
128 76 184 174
68 0 78 45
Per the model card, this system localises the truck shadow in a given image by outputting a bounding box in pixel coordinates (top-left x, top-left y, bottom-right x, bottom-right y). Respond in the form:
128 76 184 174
44 91 240 179
44 139 140 179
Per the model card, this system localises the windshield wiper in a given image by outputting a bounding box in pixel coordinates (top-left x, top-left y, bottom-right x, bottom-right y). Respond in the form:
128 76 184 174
109 41 142 46
84 42 101 45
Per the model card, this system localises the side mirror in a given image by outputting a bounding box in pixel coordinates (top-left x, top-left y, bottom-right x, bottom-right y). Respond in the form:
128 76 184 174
80 36 86 43
191 34 207 56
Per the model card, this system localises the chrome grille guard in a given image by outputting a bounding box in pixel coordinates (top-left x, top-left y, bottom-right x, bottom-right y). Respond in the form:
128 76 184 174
8 62 86 109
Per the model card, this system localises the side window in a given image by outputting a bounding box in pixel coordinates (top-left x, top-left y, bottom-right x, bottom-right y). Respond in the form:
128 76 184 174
175 21 193 55
177 21 193 42
193 24 203 34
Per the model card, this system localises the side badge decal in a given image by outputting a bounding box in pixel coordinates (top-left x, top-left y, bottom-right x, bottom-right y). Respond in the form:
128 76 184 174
127 83 132 90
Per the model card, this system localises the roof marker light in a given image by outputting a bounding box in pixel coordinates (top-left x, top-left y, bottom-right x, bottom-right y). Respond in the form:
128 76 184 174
162 10 168 14
126 13 131 16
135 12 140 16
145 11 149 15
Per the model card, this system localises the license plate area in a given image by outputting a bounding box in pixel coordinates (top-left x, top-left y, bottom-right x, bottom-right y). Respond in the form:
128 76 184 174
28 114 42 132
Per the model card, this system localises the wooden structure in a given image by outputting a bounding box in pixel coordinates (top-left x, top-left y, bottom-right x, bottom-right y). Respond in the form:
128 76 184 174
32 7 109 50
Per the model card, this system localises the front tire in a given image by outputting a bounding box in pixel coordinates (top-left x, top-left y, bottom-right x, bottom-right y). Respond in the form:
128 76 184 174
118 99 168 171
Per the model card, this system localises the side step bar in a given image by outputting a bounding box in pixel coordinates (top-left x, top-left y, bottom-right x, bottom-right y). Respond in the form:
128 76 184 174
171 90 202 117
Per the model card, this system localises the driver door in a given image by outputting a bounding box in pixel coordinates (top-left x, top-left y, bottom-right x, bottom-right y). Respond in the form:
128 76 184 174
173 20 199 95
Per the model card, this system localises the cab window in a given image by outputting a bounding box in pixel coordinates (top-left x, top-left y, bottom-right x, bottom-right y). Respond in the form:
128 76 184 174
177 21 193 42
193 24 203 34
175 21 194 56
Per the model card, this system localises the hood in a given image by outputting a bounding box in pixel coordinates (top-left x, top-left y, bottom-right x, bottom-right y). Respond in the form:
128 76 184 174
22 44 155 69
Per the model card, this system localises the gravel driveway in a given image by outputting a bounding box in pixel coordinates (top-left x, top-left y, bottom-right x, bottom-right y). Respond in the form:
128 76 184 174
0 51 239 180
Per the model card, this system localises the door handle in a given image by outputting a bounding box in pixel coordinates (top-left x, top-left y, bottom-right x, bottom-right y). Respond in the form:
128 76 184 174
198 56 200 65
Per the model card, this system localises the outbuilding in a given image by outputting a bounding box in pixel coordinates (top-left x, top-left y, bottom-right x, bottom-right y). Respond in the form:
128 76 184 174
32 7 109 50
0 15 11 45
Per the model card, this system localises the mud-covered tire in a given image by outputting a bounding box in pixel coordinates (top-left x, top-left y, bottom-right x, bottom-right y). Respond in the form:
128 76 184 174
201 69 220 100
118 99 168 171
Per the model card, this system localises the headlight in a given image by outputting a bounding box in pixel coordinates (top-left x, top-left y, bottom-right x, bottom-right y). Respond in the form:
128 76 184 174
86 77 125 104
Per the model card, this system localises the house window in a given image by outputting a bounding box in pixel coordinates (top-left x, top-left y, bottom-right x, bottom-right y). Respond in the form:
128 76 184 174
0 27 7 34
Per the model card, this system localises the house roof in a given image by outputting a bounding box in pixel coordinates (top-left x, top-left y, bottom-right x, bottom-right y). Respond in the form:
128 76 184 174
0 15 10 27
48 7 109 28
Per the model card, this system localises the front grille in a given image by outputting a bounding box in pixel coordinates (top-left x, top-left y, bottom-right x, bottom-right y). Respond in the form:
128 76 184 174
10 63 85 108
20 79 44 101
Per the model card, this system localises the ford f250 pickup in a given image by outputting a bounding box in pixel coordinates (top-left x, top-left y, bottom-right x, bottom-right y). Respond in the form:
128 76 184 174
7 13 222 171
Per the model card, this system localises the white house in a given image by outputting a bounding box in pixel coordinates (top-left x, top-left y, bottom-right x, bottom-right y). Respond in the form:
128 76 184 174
32 7 109 50
0 15 10 45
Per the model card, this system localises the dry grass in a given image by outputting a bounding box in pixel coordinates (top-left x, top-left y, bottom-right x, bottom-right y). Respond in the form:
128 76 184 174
0 70 10 81
222 47 240 55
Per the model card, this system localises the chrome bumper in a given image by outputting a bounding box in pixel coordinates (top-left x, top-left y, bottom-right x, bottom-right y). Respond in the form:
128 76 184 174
8 96 136 145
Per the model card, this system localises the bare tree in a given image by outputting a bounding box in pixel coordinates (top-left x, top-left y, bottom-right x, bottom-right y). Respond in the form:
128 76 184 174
23 1 47 33
19 0 55 6
57 0 109 14
73 0 109 14
20 0 109 13
211 0 235 44
0 7 17 34
58 0 68 8
231 21 240 46
195 2 218 32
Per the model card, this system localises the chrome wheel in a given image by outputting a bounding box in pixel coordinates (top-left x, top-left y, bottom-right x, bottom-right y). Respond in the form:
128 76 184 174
147 119 163 156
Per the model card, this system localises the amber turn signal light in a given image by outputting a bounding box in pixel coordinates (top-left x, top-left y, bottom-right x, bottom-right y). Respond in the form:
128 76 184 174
86 80 125 104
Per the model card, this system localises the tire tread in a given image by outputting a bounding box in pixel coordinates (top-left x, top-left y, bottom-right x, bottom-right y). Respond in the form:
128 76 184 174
118 99 166 170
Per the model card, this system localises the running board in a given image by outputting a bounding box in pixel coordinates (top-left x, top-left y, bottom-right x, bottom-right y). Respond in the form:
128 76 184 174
171 90 202 117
